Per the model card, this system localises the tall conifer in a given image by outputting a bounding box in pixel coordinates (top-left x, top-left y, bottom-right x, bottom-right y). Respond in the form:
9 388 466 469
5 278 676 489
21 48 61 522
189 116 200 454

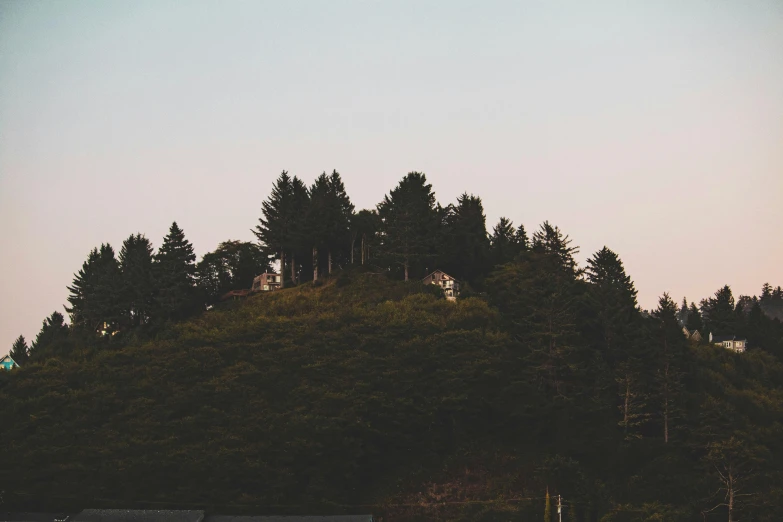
377 172 438 281
9 335 29 365
154 222 197 321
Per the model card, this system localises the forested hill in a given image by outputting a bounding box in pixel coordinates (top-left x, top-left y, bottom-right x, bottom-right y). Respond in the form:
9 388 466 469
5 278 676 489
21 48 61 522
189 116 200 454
2 264 783 521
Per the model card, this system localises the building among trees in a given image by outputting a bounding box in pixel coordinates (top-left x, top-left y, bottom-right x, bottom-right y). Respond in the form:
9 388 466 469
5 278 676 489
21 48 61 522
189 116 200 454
1 354 19 371
709 333 747 353
251 272 282 292
422 269 460 300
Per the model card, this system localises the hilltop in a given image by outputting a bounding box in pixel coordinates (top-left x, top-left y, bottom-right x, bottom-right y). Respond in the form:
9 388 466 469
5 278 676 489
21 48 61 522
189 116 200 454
2 266 783 521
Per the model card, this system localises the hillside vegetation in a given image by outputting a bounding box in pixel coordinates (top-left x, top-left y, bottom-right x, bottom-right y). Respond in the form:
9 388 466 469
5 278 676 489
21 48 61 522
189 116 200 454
2 267 783 521
4 172 783 521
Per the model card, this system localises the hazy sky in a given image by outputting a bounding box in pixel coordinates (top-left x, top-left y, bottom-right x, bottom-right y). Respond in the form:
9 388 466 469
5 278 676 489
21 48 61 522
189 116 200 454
1 0 781 354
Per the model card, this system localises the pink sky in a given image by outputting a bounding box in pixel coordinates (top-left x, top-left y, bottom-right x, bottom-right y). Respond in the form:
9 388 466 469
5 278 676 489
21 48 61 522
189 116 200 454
1 1 781 353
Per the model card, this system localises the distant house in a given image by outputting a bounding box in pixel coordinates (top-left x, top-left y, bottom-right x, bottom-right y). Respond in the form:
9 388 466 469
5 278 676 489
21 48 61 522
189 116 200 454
1 354 19 371
422 269 460 301
251 272 282 292
709 332 747 353
682 327 702 342
220 289 252 301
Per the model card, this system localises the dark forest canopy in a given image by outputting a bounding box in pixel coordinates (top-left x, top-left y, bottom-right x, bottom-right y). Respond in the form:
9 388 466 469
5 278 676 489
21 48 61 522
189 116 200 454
2 171 783 521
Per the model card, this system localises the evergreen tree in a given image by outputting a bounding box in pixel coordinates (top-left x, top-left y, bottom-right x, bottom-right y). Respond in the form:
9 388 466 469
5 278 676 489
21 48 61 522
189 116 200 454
677 297 689 326
66 244 122 333
486 252 584 399
439 193 490 282
703 285 737 336
154 222 197 321
119 233 155 328
687 302 703 333
760 283 772 302
652 293 688 443
351 209 380 266
377 172 439 281
532 221 579 275
324 170 354 273
288 175 310 284
489 217 517 267
305 173 332 281
66 248 100 329
515 224 529 252
9 335 29 365
254 171 295 288
29 311 69 358
585 247 645 438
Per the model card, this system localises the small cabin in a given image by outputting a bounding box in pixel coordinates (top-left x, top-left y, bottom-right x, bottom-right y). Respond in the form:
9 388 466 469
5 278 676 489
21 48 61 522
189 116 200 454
682 327 702 342
251 272 282 292
422 269 460 301
1 354 19 371
709 333 747 353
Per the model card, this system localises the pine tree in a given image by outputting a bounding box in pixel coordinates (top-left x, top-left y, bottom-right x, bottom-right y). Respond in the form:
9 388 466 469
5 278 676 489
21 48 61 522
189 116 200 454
652 293 688 443
687 302 703 333
677 297 689 326
377 172 439 281
440 193 490 282
9 335 29 365
351 209 380 266
254 171 295 288
305 173 332 281
760 283 772 302
516 224 529 252
154 222 197 321
324 170 354 273
585 247 645 438
532 221 579 275
288 175 310 284
66 247 100 329
119 234 155 328
29 311 69 358
66 244 122 333
489 217 517 267
703 285 737 336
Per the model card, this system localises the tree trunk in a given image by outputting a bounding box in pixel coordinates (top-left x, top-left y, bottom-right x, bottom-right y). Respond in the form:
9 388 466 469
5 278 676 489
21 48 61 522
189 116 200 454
664 361 669 443
404 260 409 281
313 246 318 282
280 250 285 289
328 250 332 274
728 471 734 522
291 252 296 285
361 234 366 265
351 238 355 264
623 374 630 435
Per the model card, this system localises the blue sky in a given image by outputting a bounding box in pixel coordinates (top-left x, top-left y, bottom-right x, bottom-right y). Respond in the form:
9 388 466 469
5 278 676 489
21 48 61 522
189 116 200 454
1 0 782 352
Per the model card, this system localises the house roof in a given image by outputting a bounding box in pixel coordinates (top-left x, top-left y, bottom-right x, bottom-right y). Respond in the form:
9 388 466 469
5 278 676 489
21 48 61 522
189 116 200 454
71 510 204 522
204 515 373 522
421 269 456 282
1 354 18 366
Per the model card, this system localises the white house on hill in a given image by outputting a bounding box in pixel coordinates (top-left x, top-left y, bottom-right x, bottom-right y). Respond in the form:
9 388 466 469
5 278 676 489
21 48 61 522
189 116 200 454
422 270 460 301
709 333 747 353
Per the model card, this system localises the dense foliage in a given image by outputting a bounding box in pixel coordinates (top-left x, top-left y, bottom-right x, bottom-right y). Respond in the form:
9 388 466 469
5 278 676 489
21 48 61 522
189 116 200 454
3 172 783 521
